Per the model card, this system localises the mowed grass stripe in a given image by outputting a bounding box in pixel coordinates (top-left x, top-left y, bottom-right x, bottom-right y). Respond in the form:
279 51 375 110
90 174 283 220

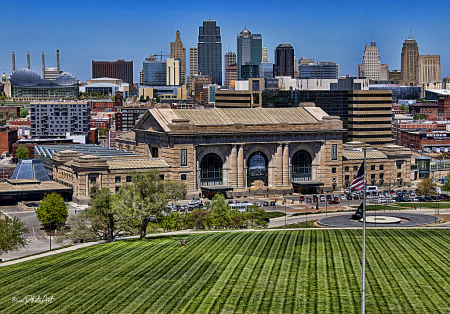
368 232 416 312
149 232 251 314
117 233 229 313
175 232 262 314
326 230 345 313
283 231 302 314
245 232 286 313
218 232 273 314
268 231 298 314
1 241 141 314
316 230 331 313
295 229 312 313
387 230 450 313
234 232 277 314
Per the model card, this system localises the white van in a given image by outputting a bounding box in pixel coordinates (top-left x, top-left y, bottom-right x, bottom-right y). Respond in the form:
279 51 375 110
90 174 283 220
365 186 378 193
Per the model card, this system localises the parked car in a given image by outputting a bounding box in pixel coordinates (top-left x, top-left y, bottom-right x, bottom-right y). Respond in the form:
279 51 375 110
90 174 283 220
409 191 416 196
263 201 269 206
365 194 371 199
320 195 325 202
270 201 276 206
326 195 332 201
306 198 312 203
256 202 261 207
341 195 346 200
329 200 340 204
313 196 318 202
346 195 352 200
353 194 359 200
189 199 199 205
299 196 305 202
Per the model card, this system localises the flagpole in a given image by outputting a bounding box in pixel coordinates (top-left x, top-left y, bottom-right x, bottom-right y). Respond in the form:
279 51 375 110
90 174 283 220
361 147 367 314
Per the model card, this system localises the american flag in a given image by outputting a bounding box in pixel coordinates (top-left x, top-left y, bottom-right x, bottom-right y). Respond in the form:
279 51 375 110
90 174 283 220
350 161 365 191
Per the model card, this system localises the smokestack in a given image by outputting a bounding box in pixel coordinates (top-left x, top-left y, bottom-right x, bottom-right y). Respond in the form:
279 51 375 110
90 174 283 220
56 49 60 74
12 52 15 72
42 51 45 79
42 52 45 78
27 52 30 69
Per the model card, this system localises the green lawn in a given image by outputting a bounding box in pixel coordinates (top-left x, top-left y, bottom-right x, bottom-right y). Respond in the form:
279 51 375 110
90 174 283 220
2 230 450 313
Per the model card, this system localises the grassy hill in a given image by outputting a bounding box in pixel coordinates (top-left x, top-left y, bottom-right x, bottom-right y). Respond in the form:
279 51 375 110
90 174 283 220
2 229 450 313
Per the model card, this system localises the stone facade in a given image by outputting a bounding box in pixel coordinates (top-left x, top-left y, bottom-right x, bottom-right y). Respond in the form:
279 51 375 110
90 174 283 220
133 105 346 199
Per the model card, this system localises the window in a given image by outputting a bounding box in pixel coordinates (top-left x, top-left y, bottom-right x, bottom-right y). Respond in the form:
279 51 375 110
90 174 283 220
126 176 132 182
397 163 402 170
379 165 384 170
345 175 349 182
332 168 336 174
115 186 120 192
90 177 96 184
181 174 187 180
152 147 159 158
397 172 402 179
344 166 349 172
159 174 164 180
371 174 375 181
371 165 375 171
380 173 384 180
353 166 358 171
115 176 121 183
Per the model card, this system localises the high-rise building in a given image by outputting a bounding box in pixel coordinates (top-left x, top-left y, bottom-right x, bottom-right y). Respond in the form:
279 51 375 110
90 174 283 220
225 65 237 89
380 64 389 81
299 62 339 79
401 38 419 85
259 62 273 79
274 44 294 78
170 30 186 85
166 58 181 86
198 18 222 85
189 47 198 76
92 59 133 85
262 46 268 62
237 28 262 80
225 52 236 70
418 55 441 85
360 41 381 80
141 55 166 86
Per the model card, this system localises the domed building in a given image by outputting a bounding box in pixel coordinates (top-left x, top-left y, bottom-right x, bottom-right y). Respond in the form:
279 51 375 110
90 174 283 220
4 68 78 101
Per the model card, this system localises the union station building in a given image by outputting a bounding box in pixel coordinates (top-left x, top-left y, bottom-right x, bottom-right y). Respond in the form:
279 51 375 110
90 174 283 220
132 104 345 199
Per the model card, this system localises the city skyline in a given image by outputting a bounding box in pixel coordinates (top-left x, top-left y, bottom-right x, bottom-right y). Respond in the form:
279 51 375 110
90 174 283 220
1 0 449 83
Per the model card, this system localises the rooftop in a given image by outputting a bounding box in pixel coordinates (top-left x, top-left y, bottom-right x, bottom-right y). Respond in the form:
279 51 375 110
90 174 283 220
34 144 139 160
343 151 388 160
106 158 170 170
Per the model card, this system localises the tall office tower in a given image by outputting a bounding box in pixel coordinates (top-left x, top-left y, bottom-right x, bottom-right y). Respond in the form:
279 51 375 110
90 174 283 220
418 55 441 85
225 52 236 70
299 62 339 79
141 55 166 86
92 59 134 85
166 58 181 86
198 18 222 85
361 41 381 80
259 62 273 79
237 28 262 80
380 64 389 81
189 47 198 76
274 44 294 78
401 38 419 85
170 30 186 85
262 46 268 62
225 65 237 89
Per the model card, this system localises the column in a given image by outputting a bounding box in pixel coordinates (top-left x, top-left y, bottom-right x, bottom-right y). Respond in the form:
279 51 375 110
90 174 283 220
283 143 289 186
230 145 238 188
193 146 197 192
237 144 244 189
276 143 283 186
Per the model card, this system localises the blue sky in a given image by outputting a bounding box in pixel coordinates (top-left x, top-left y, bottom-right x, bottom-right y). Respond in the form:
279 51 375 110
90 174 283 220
2 0 449 83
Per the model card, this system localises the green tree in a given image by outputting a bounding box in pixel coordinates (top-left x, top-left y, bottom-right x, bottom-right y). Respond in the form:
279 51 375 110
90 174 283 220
443 173 450 191
19 108 28 118
36 193 68 230
244 204 268 228
16 144 30 161
156 96 161 103
55 212 98 244
145 96 150 101
113 170 186 239
0 216 29 255
399 104 408 111
210 194 232 228
85 186 117 242
183 209 211 229
416 178 437 196
139 95 144 102
160 212 179 232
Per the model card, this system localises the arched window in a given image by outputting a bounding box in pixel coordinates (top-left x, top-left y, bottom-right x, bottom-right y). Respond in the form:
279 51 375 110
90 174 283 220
200 154 223 186
292 151 312 182
247 152 268 186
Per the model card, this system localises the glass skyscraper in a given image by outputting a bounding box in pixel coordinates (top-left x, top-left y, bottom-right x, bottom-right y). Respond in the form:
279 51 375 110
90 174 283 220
237 28 262 80
198 19 222 86
142 59 166 86
274 44 294 78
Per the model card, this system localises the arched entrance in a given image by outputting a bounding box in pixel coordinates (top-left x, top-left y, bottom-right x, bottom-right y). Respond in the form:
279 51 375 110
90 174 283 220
247 152 268 187
292 150 314 194
200 153 223 187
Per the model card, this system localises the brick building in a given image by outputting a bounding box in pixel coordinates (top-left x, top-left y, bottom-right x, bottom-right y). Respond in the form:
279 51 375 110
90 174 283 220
91 100 114 112
400 130 450 152
0 127 18 155
92 59 133 86
0 106 20 119
438 95 450 119
409 103 439 120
